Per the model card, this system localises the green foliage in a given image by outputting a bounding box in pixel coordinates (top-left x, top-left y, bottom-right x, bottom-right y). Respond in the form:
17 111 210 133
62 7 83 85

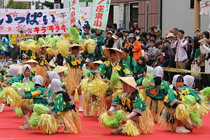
7 0 29 9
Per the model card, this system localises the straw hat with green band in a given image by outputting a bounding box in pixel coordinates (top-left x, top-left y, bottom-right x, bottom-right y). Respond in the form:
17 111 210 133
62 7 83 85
103 48 126 59
89 60 103 69
53 66 68 74
119 76 137 90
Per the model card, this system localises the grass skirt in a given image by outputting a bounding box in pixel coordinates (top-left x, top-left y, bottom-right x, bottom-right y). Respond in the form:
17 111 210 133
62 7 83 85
145 97 164 123
58 110 82 133
35 65 49 82
67 68 81 93
99 108 154 136
159 107 178 130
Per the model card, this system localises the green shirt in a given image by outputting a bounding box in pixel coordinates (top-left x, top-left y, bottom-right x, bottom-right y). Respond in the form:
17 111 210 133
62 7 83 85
133 64 146 75
164 86 201 109
13 74 34 83
2 76 16 87
96 60 132 80
122 55 136 71
136 77 145 86
35 53 52 66
48 92 74 117
66 52 88 69
91 34 104 56
22 86 48 105
145 79 170 100
112 91 146 115
0 68 7 76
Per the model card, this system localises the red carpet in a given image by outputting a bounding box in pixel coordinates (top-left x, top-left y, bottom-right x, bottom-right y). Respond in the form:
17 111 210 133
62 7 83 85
1 106 210 140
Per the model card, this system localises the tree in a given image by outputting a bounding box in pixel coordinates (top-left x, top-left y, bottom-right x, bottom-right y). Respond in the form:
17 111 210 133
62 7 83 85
13 2 30 9
6 0 29 9
6 0 15 8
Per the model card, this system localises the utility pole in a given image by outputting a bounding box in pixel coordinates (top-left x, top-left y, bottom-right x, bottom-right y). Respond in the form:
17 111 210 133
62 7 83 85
194 0 201 34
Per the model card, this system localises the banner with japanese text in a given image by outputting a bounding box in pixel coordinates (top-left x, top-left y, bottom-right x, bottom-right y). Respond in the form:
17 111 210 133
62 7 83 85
90 0 111 30
0 9 68 34
67 0 80 28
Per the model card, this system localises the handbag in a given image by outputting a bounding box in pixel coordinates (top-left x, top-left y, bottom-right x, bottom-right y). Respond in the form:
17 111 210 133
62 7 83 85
191 63 202 80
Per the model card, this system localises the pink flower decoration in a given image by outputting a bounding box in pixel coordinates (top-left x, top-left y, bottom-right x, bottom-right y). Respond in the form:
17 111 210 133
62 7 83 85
84 12 87 15
26 28 32 34
53 21 59 26
8 27 12 31
38 20 42 23
13 11 18 17
16 24 22 30
5 9 8 13
26 11 30 14
0 26 4 30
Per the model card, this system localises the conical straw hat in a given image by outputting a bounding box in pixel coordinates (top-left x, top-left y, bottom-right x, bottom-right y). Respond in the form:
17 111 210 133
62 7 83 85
119 76 137 90
69 43 82 52
24 59 38 65
103 48 126 59
89 60 103 68
48 60 56 67
53 66 68 74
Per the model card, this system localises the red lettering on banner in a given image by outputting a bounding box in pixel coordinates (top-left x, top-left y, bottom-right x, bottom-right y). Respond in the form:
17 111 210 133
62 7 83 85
55 25 60 32
96 5 104 13
49 25 54 32
71 11 76 17
94 20 102 27
98 0 105 5
61 24 67 32
34 27 40 33
41 26 46 33
95 12 103 19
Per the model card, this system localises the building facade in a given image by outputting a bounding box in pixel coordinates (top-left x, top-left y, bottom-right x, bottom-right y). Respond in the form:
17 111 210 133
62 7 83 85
110 0 160 32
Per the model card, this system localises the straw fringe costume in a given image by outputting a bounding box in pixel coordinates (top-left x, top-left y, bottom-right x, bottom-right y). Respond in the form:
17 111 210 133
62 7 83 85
145 79 170 123
66 52 88 93
35 53 52 81
160 85 201 130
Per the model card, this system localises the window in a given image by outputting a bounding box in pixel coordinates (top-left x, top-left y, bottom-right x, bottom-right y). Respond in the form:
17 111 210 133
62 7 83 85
190 0 194 9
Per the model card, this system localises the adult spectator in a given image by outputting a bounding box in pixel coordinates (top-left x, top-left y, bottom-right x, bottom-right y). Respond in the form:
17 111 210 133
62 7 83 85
134 29 141 41
9 34 19 62
127 33 142 61
105 31 114 48
114 32 124 50
151 26 157 35
171 30 188 69
197 38 210 88
1 35 9 67
155 29 162 38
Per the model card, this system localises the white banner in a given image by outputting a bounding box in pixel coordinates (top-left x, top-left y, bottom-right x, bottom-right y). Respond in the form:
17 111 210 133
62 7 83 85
80 6 92 31
0 9 68 34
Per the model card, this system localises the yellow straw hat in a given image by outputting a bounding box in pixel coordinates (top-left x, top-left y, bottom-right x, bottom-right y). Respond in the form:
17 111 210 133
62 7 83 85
103 48 126 59
89 60 103 69
9 64 23 75
119 76 137 90
48 60 56 67
69 43 83 51
53 66 68 74
23 59 38 65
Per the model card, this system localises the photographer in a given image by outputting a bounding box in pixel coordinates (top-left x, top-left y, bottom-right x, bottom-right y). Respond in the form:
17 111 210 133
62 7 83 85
161 33 176 82
171 30 188 69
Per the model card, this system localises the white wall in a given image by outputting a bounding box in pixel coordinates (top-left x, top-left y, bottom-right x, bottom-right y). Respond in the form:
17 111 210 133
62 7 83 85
162 0 209 37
